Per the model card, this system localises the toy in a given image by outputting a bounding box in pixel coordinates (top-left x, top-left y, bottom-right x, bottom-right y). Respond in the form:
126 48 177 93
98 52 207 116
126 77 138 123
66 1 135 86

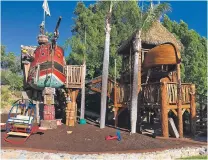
105 130 121 141
3 99 45 144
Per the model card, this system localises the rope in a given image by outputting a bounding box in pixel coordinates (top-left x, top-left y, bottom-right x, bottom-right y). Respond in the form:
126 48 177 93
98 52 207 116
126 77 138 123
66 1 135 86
145 69 151 84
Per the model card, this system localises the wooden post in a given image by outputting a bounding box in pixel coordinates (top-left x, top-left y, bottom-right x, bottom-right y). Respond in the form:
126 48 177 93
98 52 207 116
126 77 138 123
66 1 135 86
161 82 169 138
75 103 77 123
66 90 71 126
177 63 183 138
71 90 76 126
114 59 118 127
190 84 196 136
114 107 119 127
137 46 142 132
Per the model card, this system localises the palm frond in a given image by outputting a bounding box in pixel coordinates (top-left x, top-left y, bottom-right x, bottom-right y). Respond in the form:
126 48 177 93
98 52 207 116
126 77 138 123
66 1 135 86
141 3 171 32
153 3 171 21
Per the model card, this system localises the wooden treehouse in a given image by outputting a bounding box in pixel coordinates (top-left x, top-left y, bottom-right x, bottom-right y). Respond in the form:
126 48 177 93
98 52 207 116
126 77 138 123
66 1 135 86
88 21 196 138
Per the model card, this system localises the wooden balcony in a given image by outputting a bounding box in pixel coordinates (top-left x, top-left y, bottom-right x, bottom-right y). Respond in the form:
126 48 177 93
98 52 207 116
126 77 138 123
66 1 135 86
141 82 193 106
64 65 85 89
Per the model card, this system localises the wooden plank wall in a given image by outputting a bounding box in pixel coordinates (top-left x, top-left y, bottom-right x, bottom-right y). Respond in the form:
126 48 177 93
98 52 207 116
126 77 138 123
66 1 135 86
65 65 84 88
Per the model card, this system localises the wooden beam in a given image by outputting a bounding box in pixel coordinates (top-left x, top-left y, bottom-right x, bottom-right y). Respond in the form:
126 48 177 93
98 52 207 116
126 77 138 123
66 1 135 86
171 109 177 116
168 104 190 109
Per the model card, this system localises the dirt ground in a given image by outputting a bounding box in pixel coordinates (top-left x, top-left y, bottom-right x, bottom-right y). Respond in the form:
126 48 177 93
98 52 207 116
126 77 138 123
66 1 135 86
0 114 205 153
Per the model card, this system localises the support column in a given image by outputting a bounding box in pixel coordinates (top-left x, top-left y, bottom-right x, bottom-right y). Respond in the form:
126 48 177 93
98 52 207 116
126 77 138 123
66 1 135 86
43 88 55 120
161 82 169 138
66 89 72 126
190 84 196 136
114 81 118 127
33 91 40 124
66 89 79 126
177 63 183 138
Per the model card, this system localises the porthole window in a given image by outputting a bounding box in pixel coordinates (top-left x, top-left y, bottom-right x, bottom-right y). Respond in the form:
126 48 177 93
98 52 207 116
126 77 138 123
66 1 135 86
42 52 45 56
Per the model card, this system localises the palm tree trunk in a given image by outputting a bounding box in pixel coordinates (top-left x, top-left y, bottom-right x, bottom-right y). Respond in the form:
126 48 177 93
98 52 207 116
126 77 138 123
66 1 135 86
100 2 112 129
80 62 86 119
131 31 142 134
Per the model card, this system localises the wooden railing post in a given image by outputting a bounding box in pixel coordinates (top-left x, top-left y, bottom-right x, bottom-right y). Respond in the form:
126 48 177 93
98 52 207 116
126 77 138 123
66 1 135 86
190 84 196 136
114 82 118 127
161 82 169 137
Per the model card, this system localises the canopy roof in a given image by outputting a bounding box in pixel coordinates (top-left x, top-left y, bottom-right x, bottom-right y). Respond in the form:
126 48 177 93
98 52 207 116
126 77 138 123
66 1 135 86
118 21 183 55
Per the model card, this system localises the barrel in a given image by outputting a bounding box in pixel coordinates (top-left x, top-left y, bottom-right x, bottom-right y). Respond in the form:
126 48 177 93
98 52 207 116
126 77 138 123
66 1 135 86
43 105 55 120
38 35 48 45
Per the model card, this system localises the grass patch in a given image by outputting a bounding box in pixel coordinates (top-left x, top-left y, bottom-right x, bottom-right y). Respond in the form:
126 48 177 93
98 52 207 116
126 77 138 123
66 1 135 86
179 155 207 159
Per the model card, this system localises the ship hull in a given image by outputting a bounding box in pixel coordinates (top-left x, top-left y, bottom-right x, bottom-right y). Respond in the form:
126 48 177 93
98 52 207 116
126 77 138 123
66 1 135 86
27 44 66 90
143 43 181 68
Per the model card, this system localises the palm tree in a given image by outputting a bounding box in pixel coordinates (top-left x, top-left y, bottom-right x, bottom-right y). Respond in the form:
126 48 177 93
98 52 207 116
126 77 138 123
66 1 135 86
130 2 171 134
100 1 113 129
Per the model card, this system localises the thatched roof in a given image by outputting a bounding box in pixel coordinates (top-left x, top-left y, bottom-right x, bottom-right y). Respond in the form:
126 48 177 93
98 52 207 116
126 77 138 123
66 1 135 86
118 21 183 54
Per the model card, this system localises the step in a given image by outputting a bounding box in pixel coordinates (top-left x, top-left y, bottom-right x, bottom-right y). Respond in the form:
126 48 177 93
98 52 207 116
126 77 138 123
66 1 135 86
13 124 31 129
7 132 30 137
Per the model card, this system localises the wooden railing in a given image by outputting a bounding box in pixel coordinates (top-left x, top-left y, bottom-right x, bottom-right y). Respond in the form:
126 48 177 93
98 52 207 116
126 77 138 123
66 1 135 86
141 82 192 105
141 82 161 105
64 65 84 88
88 76 114 97
87 76 130 106
166 82 191 104
115 84 130 104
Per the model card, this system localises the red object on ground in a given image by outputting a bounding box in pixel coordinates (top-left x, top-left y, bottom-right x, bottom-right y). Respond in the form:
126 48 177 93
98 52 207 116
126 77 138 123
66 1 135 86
105 135 118 140
43 105 55 120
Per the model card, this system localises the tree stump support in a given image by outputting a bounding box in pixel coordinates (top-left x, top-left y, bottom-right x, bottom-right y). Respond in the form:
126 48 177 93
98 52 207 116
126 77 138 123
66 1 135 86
161 82 169 138
177 63 183 138
190 84 196 136
66 89 79 126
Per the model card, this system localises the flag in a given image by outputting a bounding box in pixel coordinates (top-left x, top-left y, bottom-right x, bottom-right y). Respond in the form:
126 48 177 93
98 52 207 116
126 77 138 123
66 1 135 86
42 0 50 16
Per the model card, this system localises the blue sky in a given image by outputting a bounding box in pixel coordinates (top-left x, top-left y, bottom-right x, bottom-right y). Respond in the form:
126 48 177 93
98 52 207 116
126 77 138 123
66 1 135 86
1 1 207 56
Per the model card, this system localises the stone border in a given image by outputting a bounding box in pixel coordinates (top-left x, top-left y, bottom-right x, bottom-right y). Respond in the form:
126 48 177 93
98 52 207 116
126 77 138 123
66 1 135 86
1 146 207 160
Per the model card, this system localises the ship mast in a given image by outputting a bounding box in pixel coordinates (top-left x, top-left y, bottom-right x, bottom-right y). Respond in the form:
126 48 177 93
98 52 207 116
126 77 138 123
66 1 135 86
42 0 51 35
43 6 45 34
38 0 50 45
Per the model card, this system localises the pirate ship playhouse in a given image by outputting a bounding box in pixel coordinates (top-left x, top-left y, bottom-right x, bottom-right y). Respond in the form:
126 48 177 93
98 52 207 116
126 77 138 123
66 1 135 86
88 21 196 138
21 17 85 128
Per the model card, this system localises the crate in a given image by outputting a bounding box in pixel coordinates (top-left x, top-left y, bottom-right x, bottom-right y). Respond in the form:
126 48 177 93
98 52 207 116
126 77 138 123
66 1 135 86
42 87 56 95
43 105 55 120
40 120 57 129
44 95 55 105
